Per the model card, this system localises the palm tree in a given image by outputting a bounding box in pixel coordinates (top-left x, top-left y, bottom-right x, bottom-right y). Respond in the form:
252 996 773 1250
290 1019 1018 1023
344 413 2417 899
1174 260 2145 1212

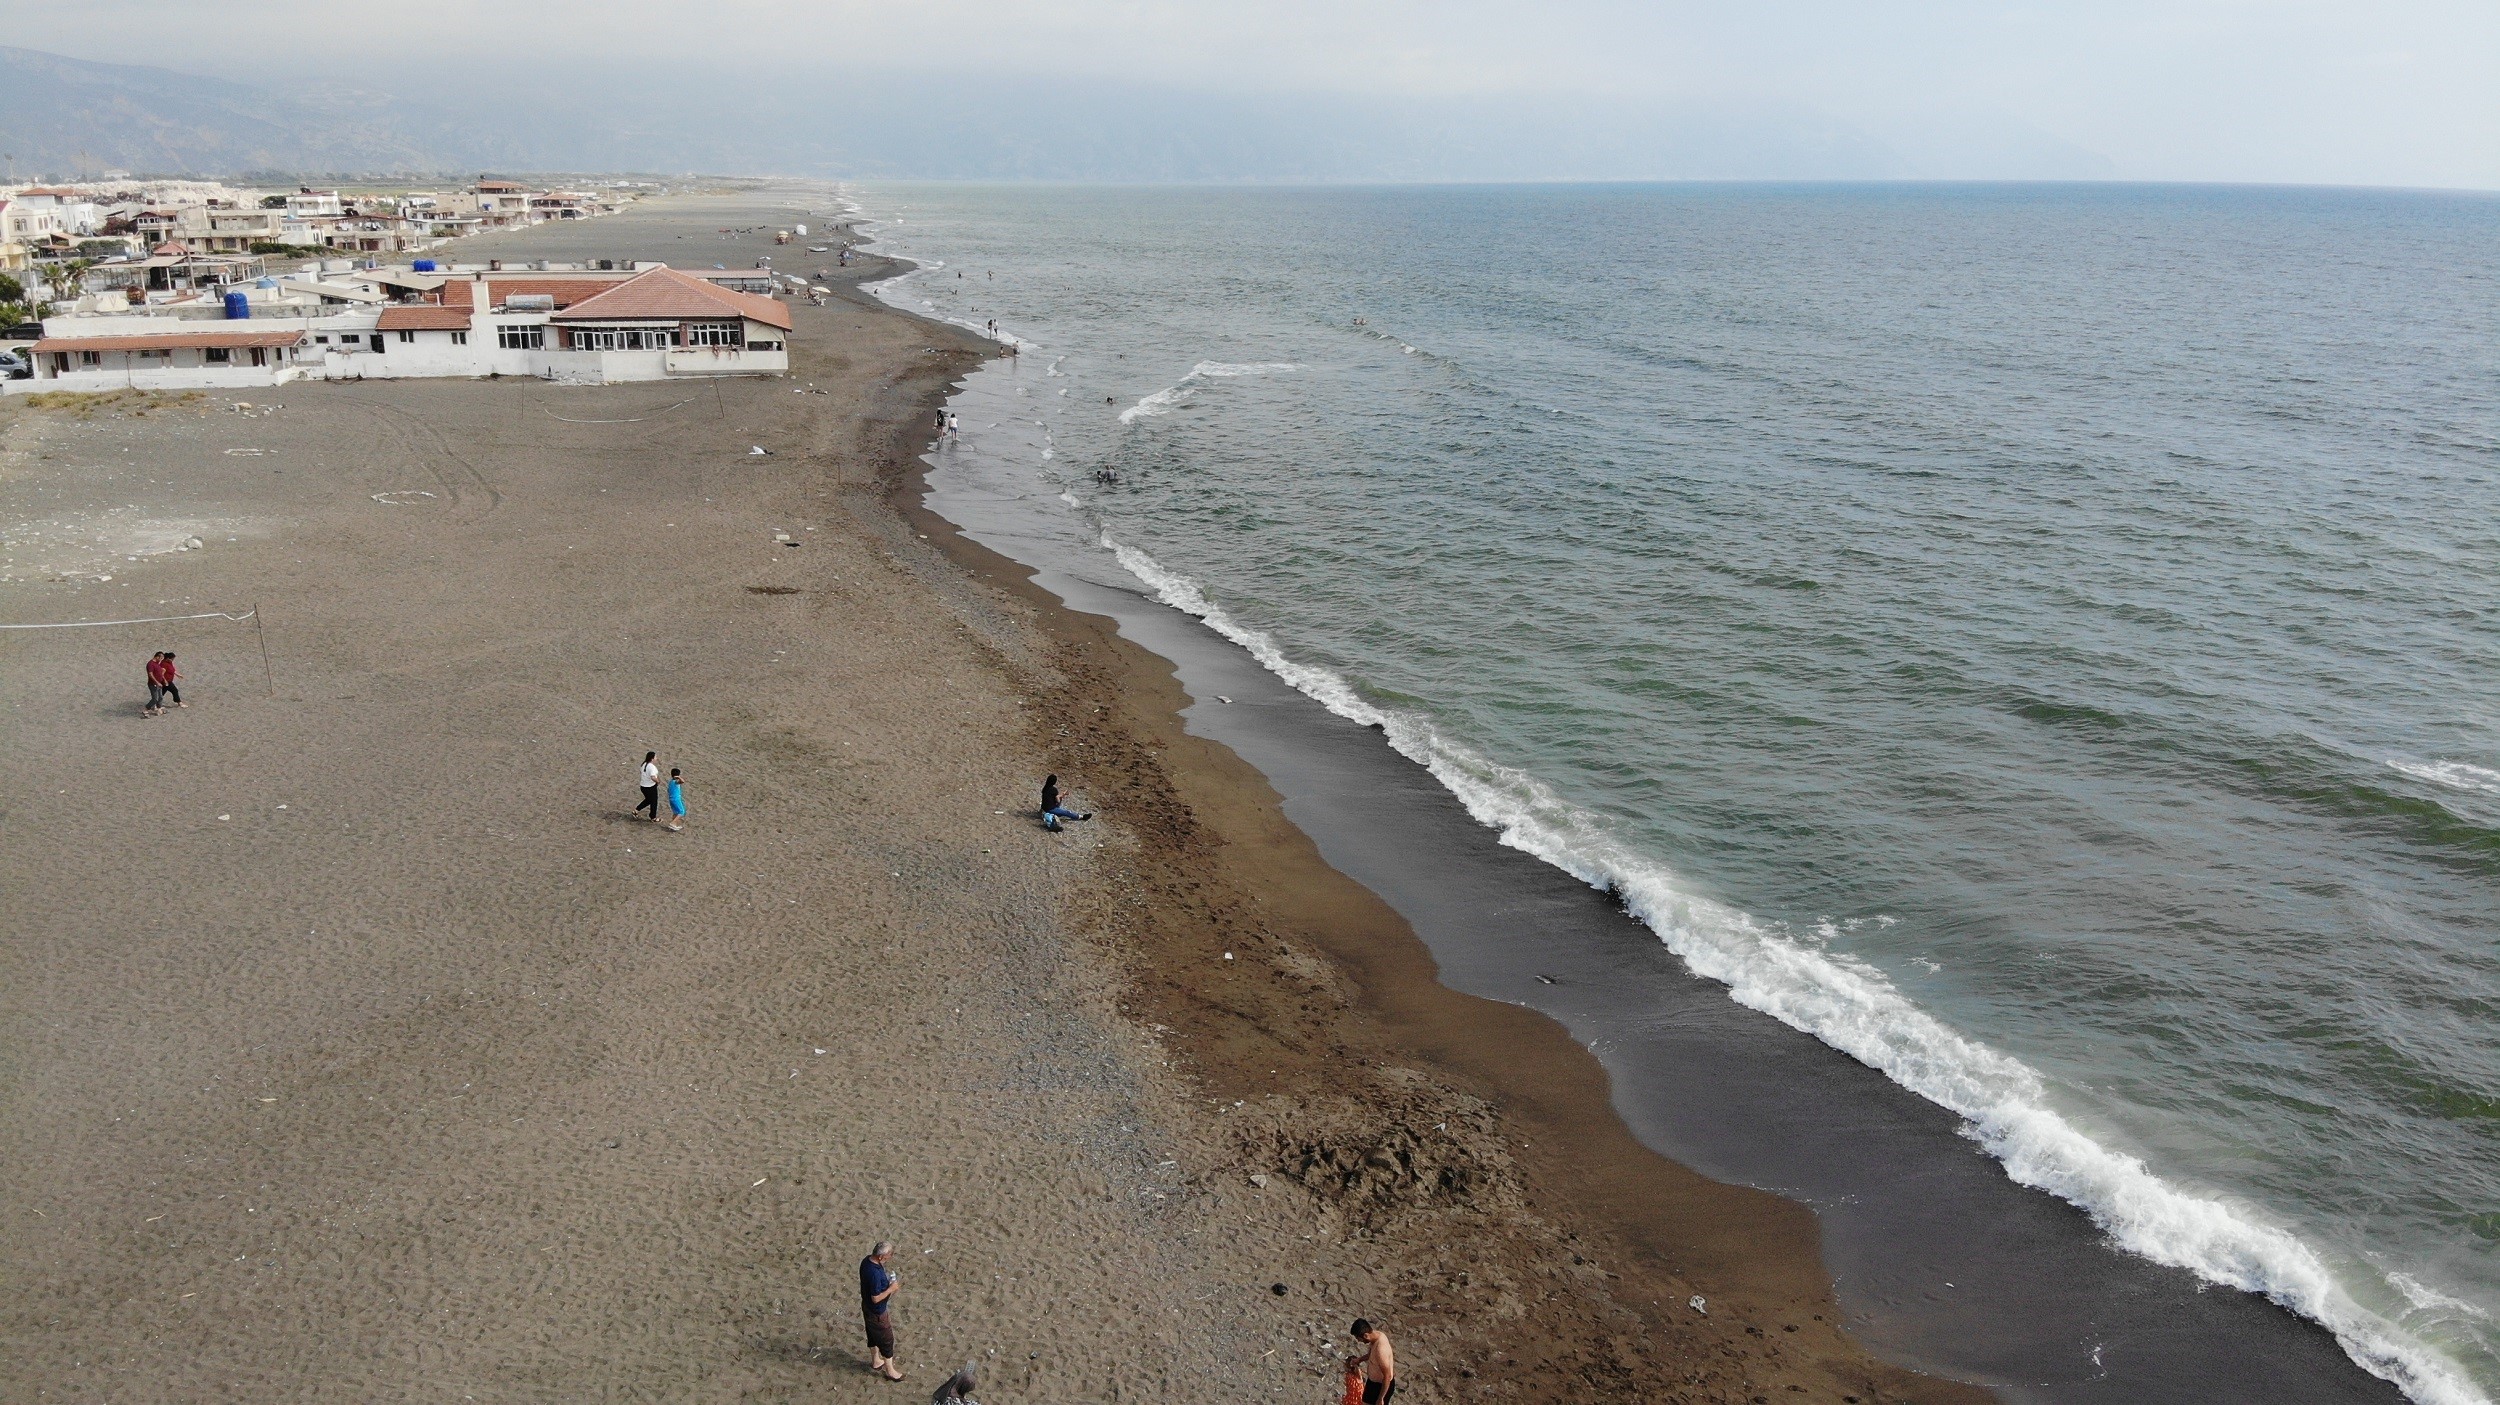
44 257 98 314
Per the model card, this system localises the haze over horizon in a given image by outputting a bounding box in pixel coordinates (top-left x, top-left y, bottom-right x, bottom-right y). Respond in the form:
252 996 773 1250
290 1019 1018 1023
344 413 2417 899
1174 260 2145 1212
4 0 2496 189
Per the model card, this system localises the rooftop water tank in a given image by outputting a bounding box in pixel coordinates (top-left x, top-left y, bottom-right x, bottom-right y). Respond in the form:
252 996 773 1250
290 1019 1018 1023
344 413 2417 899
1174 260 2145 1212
413 258 437 272
223 291 251 320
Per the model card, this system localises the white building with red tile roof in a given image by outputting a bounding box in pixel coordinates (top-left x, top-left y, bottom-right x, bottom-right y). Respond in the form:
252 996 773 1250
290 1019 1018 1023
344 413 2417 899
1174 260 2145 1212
24 322 308 389
11 263 796 391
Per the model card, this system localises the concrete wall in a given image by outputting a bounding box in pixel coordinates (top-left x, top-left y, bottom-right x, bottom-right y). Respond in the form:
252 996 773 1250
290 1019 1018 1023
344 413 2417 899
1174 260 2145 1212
665 346 789 377
7 363 299 395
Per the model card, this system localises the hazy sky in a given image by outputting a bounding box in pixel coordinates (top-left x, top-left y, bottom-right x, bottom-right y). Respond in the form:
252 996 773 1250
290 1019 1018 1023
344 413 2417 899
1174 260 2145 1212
12 0 2498 187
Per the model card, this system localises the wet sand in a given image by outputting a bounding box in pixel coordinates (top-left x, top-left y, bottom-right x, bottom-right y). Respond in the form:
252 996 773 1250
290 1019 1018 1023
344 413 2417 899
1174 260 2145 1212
0 189 1983 1403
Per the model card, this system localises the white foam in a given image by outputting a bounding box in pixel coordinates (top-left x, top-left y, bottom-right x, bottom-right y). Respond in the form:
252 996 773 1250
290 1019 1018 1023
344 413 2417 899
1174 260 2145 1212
2388 758 2500 796
1117 361 1299 424
1101 532 2491 1405
2393 1273 2494 1323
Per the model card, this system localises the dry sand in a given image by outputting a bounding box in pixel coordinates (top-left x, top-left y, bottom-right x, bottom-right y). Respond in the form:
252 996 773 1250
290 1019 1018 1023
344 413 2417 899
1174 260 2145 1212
0 191 1987 1404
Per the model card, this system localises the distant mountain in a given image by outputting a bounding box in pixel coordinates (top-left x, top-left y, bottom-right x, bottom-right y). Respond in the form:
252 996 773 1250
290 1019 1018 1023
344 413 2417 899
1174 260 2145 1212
0 47 460 178
0 45 2116 184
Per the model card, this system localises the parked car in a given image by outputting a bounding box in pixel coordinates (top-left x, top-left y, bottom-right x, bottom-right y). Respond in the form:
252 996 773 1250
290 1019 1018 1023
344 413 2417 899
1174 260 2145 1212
0 350 31 380
1 322 42 340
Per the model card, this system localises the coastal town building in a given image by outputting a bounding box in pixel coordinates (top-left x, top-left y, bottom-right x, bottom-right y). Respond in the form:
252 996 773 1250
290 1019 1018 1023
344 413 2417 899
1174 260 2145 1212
0 203 31 272
1 177 629 315
13 262 795 392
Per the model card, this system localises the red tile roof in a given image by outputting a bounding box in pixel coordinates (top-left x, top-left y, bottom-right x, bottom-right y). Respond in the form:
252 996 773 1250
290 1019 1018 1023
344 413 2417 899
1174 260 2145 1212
440 276 634 311
549 266 792 331
33 329 306 354
376 306 472 331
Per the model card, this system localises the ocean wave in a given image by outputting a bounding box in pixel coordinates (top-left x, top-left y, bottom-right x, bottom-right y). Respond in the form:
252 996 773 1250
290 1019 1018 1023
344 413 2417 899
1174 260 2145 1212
2389 759 2500 796
1117 361 1299 425
1102 532 2489 1405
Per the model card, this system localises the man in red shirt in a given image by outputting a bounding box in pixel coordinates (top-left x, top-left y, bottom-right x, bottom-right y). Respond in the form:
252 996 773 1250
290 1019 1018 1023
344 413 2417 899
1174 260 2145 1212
144 652 169 717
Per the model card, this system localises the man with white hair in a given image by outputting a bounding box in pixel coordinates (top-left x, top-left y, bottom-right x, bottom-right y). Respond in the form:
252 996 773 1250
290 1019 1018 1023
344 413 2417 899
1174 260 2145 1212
930 1361 979 1403
861 1240 903 1380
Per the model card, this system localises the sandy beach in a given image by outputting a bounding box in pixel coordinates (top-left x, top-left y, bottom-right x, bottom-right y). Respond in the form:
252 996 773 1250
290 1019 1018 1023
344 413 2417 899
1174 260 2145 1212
0 189 1985 1404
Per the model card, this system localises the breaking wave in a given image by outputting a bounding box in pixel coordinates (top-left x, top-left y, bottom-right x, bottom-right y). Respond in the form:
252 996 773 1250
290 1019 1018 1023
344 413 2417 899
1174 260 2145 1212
2389 758 2500 796
1118 361 1299 424
1101 531 2488 1405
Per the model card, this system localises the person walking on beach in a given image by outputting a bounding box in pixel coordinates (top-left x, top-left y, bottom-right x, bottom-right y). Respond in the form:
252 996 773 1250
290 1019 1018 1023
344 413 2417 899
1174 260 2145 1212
1039 774 1092 831
861 1241 904 1380
143 651 169 717
635 751 661 821
157 652 185 711
665 767 687 832
1348 1320 1396 1405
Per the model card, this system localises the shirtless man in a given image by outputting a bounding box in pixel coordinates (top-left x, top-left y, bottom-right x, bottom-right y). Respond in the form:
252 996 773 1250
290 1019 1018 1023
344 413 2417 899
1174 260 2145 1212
1348 1319 1395 1405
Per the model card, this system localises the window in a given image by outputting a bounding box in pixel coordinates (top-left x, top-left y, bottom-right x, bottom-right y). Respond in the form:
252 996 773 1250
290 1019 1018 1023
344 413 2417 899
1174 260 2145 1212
315 335 330 344
450 331 468 346
396 329 415 343
497 324 543 350
205 346 232 363
686 321 743 347
748 340 784 352
79 350 100 366
567 326 675 351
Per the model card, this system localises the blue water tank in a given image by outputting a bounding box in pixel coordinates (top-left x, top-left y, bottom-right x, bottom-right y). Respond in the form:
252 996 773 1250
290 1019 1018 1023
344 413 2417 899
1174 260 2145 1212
223 291 251 320
413 259 437 272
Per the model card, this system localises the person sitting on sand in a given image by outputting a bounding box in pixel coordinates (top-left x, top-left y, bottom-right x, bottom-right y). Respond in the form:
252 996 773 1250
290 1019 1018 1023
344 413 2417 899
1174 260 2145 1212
861 1240 903 1380
930 1362 978 1404
1348 1319 1395 1405
1039 774 1092 831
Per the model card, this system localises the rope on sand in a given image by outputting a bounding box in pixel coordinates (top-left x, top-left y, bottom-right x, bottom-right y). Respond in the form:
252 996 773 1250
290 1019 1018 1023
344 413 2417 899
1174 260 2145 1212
541 396 699 425
0 608 257 631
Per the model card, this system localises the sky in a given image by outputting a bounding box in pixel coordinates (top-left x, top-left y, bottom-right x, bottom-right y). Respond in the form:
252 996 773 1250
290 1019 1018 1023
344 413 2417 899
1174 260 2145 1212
8 0 2498 187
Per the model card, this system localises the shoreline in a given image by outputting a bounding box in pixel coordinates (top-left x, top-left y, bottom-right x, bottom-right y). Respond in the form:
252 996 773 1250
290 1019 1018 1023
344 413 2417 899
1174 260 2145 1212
858 189 2429 1403
863 278 1994 1400
0 184 1967 1402
1 183 2404 1404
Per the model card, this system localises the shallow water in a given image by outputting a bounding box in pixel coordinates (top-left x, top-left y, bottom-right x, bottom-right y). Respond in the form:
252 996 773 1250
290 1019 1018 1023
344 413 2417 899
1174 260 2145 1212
853 181 2500 1402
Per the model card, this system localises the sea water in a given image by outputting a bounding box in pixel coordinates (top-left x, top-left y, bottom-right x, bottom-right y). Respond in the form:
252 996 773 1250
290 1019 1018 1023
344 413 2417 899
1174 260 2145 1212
852 182 2500 1402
